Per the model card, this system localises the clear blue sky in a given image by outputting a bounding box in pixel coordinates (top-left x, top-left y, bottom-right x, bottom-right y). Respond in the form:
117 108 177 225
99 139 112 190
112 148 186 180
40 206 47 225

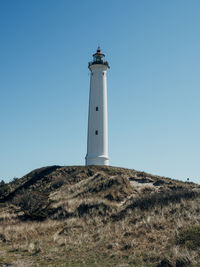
0 0 200 184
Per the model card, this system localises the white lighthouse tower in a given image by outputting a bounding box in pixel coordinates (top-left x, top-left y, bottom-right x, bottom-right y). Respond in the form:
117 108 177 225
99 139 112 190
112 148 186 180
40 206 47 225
85 47 109 166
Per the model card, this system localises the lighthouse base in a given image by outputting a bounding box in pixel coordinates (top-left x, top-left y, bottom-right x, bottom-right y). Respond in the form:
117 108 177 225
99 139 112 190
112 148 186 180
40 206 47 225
85 155 109 166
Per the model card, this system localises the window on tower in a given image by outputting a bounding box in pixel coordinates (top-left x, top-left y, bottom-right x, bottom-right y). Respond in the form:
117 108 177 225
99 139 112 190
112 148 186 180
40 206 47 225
96 107 98 111
95 130 98 135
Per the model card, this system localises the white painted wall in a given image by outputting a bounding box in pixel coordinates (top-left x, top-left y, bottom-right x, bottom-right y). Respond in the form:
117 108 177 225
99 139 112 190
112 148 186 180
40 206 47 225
85 63 109 166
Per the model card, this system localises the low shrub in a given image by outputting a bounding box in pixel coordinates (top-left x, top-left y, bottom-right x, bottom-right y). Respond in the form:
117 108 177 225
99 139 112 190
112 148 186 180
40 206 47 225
177 225 200 249
13 190 50 220
51 179 65 189
0 180 9 198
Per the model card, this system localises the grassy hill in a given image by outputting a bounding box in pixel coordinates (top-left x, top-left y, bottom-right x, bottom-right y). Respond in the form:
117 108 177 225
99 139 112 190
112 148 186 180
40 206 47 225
0 166 200 266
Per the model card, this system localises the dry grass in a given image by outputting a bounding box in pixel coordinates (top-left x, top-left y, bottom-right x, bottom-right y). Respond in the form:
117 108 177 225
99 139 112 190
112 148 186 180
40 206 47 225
0 165 200 266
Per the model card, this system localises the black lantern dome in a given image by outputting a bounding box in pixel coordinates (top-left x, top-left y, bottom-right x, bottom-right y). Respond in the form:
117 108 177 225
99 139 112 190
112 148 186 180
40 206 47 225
88 46 109 68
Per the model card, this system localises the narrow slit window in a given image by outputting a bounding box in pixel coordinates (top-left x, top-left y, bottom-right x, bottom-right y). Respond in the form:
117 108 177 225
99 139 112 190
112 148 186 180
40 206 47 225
95 130 98 135
96 106 99 111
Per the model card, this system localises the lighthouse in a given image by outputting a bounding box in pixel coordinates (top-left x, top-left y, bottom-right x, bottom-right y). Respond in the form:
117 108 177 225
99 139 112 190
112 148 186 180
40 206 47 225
85 47 109 166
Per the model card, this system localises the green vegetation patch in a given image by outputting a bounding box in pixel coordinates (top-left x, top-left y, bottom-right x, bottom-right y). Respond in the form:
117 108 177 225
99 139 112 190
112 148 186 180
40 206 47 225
177 225 200 249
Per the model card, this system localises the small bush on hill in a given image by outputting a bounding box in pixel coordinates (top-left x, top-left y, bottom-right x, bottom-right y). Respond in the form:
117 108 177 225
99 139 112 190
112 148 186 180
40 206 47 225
11 177 19 184
177 225 200 249
0 180 9 197
51 179 65 189
13 190 50 220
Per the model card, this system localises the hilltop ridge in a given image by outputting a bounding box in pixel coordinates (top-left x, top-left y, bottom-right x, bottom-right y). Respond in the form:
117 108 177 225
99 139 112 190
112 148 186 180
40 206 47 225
0 166 199 266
